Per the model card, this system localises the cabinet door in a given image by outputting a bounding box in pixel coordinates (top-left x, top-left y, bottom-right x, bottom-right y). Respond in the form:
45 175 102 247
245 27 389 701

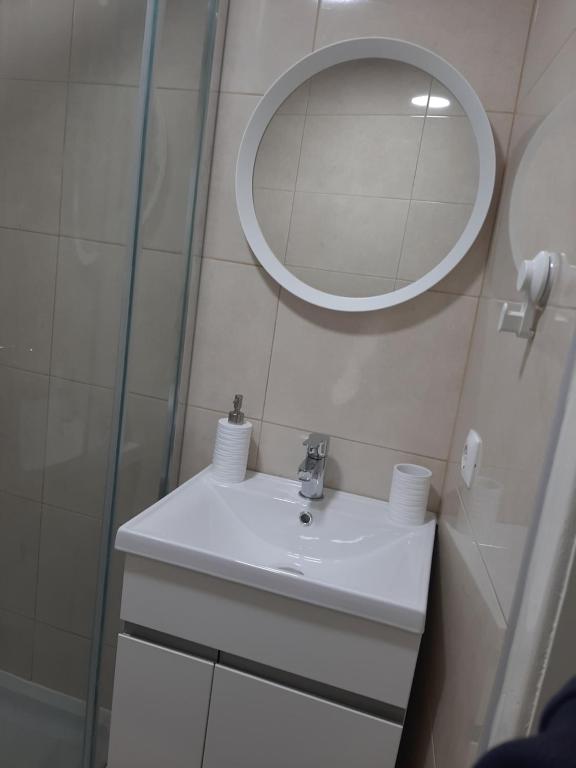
107 634 214 768
202 666 403 768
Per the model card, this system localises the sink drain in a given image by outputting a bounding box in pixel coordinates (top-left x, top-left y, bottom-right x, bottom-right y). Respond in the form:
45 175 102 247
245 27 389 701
299 511 313 526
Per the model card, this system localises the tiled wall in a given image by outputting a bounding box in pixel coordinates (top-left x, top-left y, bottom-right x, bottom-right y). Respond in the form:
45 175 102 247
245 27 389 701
0 0 206 704
180 0 532 517
254 59 478 296
405 2 576 766
253 60 477 296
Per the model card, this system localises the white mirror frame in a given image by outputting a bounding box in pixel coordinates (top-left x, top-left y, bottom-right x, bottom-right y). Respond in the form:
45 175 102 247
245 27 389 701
236 37 496 312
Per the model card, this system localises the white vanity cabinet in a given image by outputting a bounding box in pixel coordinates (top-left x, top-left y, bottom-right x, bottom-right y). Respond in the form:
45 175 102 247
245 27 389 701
107 554 423 768
107 634 213 768
109 469 435 767
108 636 402 768
202 666 402 768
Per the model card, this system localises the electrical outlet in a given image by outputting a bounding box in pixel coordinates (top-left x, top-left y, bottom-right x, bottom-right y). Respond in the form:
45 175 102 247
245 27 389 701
460 429 482 488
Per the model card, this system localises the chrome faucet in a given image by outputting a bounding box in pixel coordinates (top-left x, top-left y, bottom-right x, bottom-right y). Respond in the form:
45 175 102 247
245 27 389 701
298 433 330 499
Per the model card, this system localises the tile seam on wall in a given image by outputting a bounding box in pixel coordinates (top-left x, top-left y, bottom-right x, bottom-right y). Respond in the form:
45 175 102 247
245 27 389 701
254 416 450 465
393 77 432 281
34 616 97 644
454 485 508 627
518 25 576 111
312 0 322 50
200 255 486 299
251 281 281 430
510 0 539 116
188 402 449 462
254 183 479 205
438 293 483 501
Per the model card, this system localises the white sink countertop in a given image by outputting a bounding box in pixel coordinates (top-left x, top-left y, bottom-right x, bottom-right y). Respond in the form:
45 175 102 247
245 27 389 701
116 468 436 634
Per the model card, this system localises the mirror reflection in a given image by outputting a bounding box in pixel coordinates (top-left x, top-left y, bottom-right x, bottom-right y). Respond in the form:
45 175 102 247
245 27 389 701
253 59 479 298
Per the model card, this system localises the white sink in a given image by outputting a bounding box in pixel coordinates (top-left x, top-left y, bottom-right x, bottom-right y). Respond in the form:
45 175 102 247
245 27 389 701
116 468 436 634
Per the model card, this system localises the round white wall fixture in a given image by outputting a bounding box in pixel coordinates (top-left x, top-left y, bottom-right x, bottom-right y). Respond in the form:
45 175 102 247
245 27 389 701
235 37 496 312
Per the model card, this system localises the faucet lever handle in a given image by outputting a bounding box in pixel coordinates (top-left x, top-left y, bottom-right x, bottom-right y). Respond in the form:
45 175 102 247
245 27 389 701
303 432 330 459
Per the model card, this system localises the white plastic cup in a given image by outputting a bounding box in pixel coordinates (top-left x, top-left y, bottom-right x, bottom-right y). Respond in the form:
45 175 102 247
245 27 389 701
389 463 431 525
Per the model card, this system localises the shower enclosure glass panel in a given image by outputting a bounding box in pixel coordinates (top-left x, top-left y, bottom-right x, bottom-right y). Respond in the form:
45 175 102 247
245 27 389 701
0 2 223 766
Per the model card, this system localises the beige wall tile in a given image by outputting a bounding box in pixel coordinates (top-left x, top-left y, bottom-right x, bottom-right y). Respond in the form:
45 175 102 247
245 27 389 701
32 622 90 699
296 114 424 198
289 268 396 298
203 93 260 265
180 406 262 482
429 493 506 768
277 83 310 115
188 260 279 418
0 367 49 502
0 0 74 81
413 116 478 204
285 193 408 278
0 609 34 679
425 214 493 298
495 91 576 308
222 0 318 94
0 229 58 374
141 89 198 253
0 81 67 234
520 0 576 99
315 0 533 113
115 393 171 526
254 114 306 191
483 44 576 302
51 238 126 389
264 290 477 459
0 493 41 617
447 301 576 617
257 422 445 510
61 84 138 244
308 59 431 116
254 188 293 260
127 249 186 400
36 505 100 637
450 300 576 471
156 0 211 89
398 202 472 283
43 378 114 517
518 29 576 118
70 0 146 86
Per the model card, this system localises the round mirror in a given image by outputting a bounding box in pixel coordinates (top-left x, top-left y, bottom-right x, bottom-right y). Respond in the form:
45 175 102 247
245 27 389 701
236 38 496 312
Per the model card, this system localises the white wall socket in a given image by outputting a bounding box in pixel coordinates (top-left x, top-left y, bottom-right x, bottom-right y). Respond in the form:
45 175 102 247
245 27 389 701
460 429 482 488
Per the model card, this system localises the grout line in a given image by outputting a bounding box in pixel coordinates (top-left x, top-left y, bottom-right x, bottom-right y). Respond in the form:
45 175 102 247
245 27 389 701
521 25 576 107
512 0 538 115
201 254 484 299
0 486 104 524
255 283 282 455
394 77 433 282
0 361 171 399
312 0 322 51
437 295 482 502
0 74 201 93
185 404 449 465
253 183 476 206
455 485 509 627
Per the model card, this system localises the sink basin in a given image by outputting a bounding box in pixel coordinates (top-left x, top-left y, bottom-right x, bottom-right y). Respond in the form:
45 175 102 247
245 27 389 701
116 468 436 633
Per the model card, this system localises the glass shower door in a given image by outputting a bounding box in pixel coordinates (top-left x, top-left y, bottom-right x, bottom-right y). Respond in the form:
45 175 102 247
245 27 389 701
0 1 155 765
0 1 224 766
